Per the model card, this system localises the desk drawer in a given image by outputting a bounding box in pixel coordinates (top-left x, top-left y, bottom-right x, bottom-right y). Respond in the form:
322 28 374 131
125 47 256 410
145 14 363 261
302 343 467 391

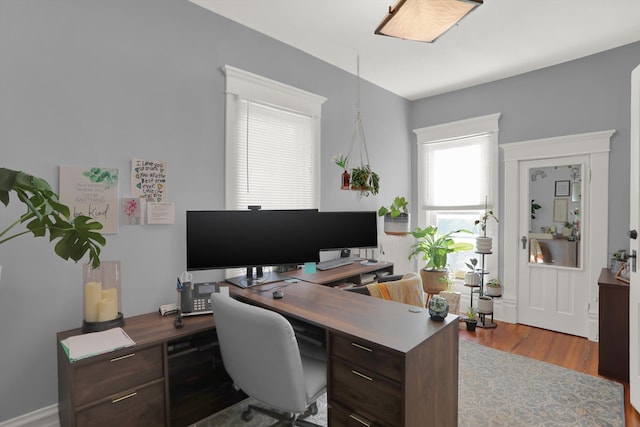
331 358 402 426
331 334 403 383
330 401 390 427
73 345 163 406
76 380 165 427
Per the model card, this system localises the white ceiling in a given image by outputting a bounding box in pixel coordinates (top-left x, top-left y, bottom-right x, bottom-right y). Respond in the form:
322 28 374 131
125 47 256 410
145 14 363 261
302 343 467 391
189 0 640 101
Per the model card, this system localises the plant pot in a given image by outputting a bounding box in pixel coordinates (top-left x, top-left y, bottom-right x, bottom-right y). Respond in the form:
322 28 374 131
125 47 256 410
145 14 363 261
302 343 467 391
419 269 448 295
486 285 502 297
476 236 493 253
477 296 493 314
383 213 410 235
439 290 461 315
465 319 477 332
464 272 481 286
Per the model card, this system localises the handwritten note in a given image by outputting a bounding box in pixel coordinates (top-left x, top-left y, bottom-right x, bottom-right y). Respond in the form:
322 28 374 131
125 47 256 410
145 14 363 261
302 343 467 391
131 159 167 202
59 166 119 234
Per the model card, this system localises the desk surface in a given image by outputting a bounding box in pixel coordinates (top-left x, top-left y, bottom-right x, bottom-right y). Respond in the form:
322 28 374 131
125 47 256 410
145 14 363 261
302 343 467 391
231 280 457 354
283 259 393 285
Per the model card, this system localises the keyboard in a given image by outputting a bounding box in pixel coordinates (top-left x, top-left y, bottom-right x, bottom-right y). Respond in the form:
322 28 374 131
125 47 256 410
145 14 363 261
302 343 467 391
316 258 354 271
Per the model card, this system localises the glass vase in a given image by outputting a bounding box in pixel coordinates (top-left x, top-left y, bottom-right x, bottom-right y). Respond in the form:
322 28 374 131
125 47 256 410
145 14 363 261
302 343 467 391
83 261 124 332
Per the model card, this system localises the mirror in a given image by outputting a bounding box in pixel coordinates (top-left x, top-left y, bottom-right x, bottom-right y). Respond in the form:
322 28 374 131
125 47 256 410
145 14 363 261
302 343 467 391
529 164 581 268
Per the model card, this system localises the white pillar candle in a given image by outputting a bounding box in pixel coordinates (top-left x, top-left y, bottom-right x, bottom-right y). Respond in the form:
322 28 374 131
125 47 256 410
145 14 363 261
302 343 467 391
98 297 118 322
84 281 102 322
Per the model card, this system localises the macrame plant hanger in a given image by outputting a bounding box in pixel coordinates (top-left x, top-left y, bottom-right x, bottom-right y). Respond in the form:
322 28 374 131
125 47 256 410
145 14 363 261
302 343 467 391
346 54 377 197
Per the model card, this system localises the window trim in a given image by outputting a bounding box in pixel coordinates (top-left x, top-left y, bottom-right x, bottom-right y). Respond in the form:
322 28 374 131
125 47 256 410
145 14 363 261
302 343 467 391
413 113 501 282
223 65 326 209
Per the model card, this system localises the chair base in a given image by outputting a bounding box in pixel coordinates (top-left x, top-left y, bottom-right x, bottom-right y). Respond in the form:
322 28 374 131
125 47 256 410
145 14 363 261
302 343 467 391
242 401 321 426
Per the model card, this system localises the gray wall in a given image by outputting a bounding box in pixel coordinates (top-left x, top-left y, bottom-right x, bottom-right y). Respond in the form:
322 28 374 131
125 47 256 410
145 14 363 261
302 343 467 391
410 41 640 268
0 0 410 420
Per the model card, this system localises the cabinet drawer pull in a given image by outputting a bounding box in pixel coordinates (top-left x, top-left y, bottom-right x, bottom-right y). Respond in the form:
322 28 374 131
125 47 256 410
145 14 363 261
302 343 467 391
110 353 135 362
351 370 373 381
351 342 372 352
349 414 372 426
112 392 137 404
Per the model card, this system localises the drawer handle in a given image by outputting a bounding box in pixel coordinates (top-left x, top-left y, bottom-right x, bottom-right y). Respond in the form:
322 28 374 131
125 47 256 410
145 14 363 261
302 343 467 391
351 342 372 352
349 414 372 426
351 370 373 381
110 353 135 362
112 392 137 404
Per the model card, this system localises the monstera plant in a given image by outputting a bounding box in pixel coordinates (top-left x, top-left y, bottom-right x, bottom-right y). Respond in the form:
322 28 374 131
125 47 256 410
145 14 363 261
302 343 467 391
0 167 105 268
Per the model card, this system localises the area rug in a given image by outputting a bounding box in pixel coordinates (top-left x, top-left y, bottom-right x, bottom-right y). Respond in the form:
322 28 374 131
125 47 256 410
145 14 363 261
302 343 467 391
195 340 624 426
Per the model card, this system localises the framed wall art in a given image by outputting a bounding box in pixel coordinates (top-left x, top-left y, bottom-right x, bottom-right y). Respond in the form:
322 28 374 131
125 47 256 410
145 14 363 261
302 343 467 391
555 180 570 197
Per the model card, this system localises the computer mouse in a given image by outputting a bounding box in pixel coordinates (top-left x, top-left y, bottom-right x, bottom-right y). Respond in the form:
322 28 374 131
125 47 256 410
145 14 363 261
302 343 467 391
273 290 284 299
368 258 378 263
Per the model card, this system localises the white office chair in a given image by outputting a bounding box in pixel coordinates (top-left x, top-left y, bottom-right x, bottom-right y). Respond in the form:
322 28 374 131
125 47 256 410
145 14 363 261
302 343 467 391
210 293 326 426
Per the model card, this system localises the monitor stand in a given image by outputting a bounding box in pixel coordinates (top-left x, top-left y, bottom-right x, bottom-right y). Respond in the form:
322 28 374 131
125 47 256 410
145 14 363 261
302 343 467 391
226 266 288 288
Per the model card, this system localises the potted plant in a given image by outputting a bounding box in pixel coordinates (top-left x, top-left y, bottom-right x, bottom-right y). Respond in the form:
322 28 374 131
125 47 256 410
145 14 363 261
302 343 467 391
477 295 493 314
349 164 380 196
409 225 473 296
332 153 350 190
464 258 481 286
475 198 498 253
463 306 478 331
0 167 105 269
378 196 409 235
486 277 502 297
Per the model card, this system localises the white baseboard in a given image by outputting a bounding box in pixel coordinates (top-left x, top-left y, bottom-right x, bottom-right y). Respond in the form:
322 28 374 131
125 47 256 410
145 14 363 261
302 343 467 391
0 405 59 427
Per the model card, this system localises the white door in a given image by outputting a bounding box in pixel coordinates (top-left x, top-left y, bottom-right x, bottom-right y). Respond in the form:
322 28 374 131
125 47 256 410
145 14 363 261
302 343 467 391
629 64 640 410
517 156 589 337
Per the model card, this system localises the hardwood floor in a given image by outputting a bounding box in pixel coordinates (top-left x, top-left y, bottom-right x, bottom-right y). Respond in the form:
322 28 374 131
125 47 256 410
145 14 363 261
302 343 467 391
458 320 640 426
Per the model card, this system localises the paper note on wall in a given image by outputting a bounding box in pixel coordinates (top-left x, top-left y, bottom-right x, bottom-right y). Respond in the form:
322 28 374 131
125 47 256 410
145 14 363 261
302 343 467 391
59 166 119 234
131 159 167 202
147 202 175 225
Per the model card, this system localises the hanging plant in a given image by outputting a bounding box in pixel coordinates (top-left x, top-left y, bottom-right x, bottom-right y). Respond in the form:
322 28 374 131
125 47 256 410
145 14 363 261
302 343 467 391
350 164 379 195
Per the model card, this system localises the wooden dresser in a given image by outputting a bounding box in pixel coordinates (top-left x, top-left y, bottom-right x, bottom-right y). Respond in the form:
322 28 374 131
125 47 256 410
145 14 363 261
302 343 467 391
597 268 629 382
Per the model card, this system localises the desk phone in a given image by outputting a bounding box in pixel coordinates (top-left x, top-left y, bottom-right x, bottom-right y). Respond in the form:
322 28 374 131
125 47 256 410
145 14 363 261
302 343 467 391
179 281 217 315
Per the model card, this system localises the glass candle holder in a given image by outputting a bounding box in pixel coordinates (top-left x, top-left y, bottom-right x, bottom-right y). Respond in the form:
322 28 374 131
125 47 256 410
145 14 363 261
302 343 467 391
82 260 124 333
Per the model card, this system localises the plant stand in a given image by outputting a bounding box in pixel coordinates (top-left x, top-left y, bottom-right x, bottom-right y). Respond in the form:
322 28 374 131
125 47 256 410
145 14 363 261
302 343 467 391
476 251 497 329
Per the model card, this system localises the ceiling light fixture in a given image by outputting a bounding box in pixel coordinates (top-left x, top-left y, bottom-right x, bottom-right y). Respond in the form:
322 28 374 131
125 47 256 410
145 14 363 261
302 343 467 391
375 0 483 43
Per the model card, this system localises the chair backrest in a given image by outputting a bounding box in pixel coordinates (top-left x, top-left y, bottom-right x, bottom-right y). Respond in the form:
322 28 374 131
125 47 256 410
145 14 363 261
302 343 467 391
210 293 308 413
365 272 426 307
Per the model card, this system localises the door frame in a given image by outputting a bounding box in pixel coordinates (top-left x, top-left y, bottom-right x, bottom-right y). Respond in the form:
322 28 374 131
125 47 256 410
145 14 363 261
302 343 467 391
502 130 614 341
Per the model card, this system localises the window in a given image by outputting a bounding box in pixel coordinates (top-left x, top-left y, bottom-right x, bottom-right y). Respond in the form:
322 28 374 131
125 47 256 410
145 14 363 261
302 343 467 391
224 65 326 210
414 113 500 281
223 65 326 277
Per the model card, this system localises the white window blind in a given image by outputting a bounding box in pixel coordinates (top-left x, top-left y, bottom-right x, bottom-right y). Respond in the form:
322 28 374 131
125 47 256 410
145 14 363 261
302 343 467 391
229 100 315 209
422 134 492 210
224 65 326 211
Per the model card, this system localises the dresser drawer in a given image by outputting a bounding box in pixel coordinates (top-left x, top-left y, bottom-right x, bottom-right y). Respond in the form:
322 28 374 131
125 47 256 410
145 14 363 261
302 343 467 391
329 401 390 427
331 334 403 382
76 380 165 427
331 358 402 426
73 345 163 406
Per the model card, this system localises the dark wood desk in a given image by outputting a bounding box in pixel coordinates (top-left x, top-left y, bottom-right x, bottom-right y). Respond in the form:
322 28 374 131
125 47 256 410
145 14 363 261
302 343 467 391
233 280 459 426
598 268 629 381
58 261 458 426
